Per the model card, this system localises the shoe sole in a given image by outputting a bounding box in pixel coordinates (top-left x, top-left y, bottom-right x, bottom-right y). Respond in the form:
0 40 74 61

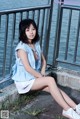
62 113 75 119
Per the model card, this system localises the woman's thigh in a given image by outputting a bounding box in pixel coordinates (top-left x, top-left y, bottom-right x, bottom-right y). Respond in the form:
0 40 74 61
31 76 54 91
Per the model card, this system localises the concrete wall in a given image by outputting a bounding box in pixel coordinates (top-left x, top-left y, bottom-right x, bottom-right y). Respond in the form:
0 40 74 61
52 68 80 91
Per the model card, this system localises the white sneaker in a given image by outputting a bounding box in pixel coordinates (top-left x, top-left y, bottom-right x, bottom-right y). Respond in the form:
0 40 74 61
62 108 80 119
76 104 80 115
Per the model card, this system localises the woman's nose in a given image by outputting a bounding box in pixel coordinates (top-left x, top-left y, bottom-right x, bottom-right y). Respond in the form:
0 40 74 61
30 30 33 33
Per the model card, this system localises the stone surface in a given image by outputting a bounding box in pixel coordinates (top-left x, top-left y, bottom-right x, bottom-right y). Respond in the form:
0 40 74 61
0 69 80 119
52 68 80 90
8 86 80 119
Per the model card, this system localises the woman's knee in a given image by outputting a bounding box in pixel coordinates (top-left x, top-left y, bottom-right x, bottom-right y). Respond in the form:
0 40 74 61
47 76 56 84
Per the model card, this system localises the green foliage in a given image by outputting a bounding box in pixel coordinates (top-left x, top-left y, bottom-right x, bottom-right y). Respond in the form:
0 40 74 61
26 109 45 116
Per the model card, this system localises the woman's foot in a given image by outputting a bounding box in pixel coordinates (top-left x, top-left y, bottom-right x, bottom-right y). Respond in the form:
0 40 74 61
75 104 80 115
62 108 80 119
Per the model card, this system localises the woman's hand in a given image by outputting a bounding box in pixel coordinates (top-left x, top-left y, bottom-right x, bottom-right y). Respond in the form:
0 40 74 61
37 73 43 78
41 70 46 77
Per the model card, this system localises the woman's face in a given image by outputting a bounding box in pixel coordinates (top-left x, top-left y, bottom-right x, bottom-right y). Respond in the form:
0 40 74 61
25 24 36 43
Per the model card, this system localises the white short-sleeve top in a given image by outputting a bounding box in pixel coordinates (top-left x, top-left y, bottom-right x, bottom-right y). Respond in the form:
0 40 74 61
12 41 42 82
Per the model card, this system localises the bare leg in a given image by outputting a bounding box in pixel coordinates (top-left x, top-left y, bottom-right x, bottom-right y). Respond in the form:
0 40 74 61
59 89 76 109
42 86 76 109
31 76 76 110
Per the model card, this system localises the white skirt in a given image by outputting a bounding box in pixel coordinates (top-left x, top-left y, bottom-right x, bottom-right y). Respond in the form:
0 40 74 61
14 79 35 94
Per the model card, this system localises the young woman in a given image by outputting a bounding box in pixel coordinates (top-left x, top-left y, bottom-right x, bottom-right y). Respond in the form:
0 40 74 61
12 19 80 119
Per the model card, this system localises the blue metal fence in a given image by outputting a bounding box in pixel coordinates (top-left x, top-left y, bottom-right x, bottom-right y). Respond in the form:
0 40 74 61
53 1 80 71
0 0 54 88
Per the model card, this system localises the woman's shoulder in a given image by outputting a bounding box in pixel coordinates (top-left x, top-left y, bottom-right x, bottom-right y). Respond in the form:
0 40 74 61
35 41 41 49
15 41 29 52
35 41 40 47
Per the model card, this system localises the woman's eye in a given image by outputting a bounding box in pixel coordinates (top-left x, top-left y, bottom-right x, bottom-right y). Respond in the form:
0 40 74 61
32 28 35 30
26 29 29 31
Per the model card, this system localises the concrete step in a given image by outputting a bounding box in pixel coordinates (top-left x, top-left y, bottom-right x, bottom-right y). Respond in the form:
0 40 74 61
0 75 14 90
0 83 19 109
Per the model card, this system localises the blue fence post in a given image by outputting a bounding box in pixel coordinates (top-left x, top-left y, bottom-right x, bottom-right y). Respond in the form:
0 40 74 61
52 0 64 68
43 0 54 61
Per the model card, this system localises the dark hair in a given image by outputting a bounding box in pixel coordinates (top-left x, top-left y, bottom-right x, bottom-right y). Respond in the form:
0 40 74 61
19 19 39 44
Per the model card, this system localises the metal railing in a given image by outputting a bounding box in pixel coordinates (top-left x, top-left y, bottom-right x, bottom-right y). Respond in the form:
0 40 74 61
0 0 80 88
53 1 80 71
0 0 54 81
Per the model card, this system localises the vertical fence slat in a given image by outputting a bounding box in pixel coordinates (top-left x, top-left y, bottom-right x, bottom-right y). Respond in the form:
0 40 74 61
2 14 9 77
19 12 22 23
36 10 40 28
43 0 54 61
32 10 35 20
26 11 29 19
0 15 1 28
53 6 63 67
64 9 72 60
9 13 16 72
73 11 80 62
40 9 45 47
52 2 61 67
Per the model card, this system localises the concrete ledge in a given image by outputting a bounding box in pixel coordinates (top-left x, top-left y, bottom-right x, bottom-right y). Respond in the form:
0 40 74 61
0 75 14 89
52 68 80 90
0 83 19 109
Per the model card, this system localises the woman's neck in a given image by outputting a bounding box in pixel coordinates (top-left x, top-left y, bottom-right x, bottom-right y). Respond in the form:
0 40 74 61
28 43 35 49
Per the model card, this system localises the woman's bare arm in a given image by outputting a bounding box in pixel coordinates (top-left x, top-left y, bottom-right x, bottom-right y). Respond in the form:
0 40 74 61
17 49 42 78
41 53 46 76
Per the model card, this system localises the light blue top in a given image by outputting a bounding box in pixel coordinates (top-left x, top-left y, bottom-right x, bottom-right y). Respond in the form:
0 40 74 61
12 41 42 82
